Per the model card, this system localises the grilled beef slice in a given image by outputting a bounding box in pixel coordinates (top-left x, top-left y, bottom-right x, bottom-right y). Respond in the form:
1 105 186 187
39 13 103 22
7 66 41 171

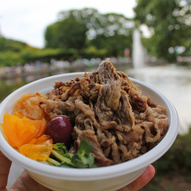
40 59 168 167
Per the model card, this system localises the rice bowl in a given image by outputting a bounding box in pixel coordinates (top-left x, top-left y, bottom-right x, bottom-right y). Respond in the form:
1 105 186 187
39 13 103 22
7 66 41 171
0 70 178 191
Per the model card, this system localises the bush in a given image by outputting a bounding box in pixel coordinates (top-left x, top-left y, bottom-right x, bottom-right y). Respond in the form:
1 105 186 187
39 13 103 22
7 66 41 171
83 46 108 58
0 51 23 66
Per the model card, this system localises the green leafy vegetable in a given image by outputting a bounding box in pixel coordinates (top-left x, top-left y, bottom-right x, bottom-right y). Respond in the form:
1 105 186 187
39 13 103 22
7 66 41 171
47 140 97 168
53 143 67 154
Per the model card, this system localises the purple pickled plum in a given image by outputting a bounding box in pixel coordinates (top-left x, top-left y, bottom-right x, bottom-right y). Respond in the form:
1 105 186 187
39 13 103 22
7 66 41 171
45 116 73 147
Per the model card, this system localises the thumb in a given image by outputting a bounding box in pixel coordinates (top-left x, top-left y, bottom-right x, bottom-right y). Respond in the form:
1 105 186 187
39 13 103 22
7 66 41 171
118 165 155 191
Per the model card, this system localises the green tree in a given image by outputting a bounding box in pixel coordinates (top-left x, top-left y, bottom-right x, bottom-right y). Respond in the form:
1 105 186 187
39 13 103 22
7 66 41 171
134 0 191 62
45 8 133 57
90 32 133 57
45 15 88 54
87 12 133 56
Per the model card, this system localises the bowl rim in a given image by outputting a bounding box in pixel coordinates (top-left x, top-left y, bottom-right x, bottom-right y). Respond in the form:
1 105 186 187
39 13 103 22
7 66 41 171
0 72 179 181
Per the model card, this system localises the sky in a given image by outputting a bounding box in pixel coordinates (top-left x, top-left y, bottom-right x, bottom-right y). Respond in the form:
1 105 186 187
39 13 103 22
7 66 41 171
0 0 137 48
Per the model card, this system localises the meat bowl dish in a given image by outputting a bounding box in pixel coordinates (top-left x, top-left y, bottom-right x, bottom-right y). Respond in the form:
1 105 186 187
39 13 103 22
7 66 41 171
0 59 178 191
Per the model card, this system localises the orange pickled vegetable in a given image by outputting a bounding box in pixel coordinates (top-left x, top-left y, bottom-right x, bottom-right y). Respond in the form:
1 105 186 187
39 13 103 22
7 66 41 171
19 135 53 161
2 112 46 148
13 93 50 121
14 111 25 118
13 111 47 138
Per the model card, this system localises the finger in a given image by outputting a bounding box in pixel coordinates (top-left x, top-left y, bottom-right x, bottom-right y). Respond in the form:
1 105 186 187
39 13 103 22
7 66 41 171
119 165 155 191
128 165 155 191
0 151 12 191
10 170 52 191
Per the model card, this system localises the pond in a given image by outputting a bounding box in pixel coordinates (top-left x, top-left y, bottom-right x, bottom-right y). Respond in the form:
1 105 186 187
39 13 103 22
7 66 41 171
1 63 191 134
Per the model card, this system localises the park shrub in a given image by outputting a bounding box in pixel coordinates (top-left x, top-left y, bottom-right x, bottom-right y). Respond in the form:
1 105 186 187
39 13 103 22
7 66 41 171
83 46 108 58
0 51 23 66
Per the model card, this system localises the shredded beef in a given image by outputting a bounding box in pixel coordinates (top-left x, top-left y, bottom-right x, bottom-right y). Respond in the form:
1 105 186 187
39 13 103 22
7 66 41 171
40 59 169 167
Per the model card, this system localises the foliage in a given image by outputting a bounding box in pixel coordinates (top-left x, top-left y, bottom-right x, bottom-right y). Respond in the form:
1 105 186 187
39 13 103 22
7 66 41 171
20 48 78 62
58 8 133 39
48 140 96 168
134 0 191 62
0 8 134 66
90 32 133 57
0 37 29 52
0 51 23 66
0 37 78 66
83 46 108 58
0 37 40 66
45 8 133 57
45 15 88 53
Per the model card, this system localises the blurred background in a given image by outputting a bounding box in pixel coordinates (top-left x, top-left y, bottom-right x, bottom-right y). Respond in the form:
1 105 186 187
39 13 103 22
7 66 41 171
1 0 191 190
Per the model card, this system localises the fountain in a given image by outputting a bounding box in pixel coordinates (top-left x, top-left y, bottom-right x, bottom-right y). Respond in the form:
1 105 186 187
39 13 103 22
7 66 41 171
132 29 145 68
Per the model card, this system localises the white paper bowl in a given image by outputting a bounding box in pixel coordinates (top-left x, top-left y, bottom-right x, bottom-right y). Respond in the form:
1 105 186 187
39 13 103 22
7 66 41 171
0 72 179 191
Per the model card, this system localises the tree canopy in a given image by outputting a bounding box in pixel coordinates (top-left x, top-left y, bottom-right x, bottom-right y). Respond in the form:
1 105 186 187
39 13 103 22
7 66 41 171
45 15 88 53
134 0 191 62
45 8 133 57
